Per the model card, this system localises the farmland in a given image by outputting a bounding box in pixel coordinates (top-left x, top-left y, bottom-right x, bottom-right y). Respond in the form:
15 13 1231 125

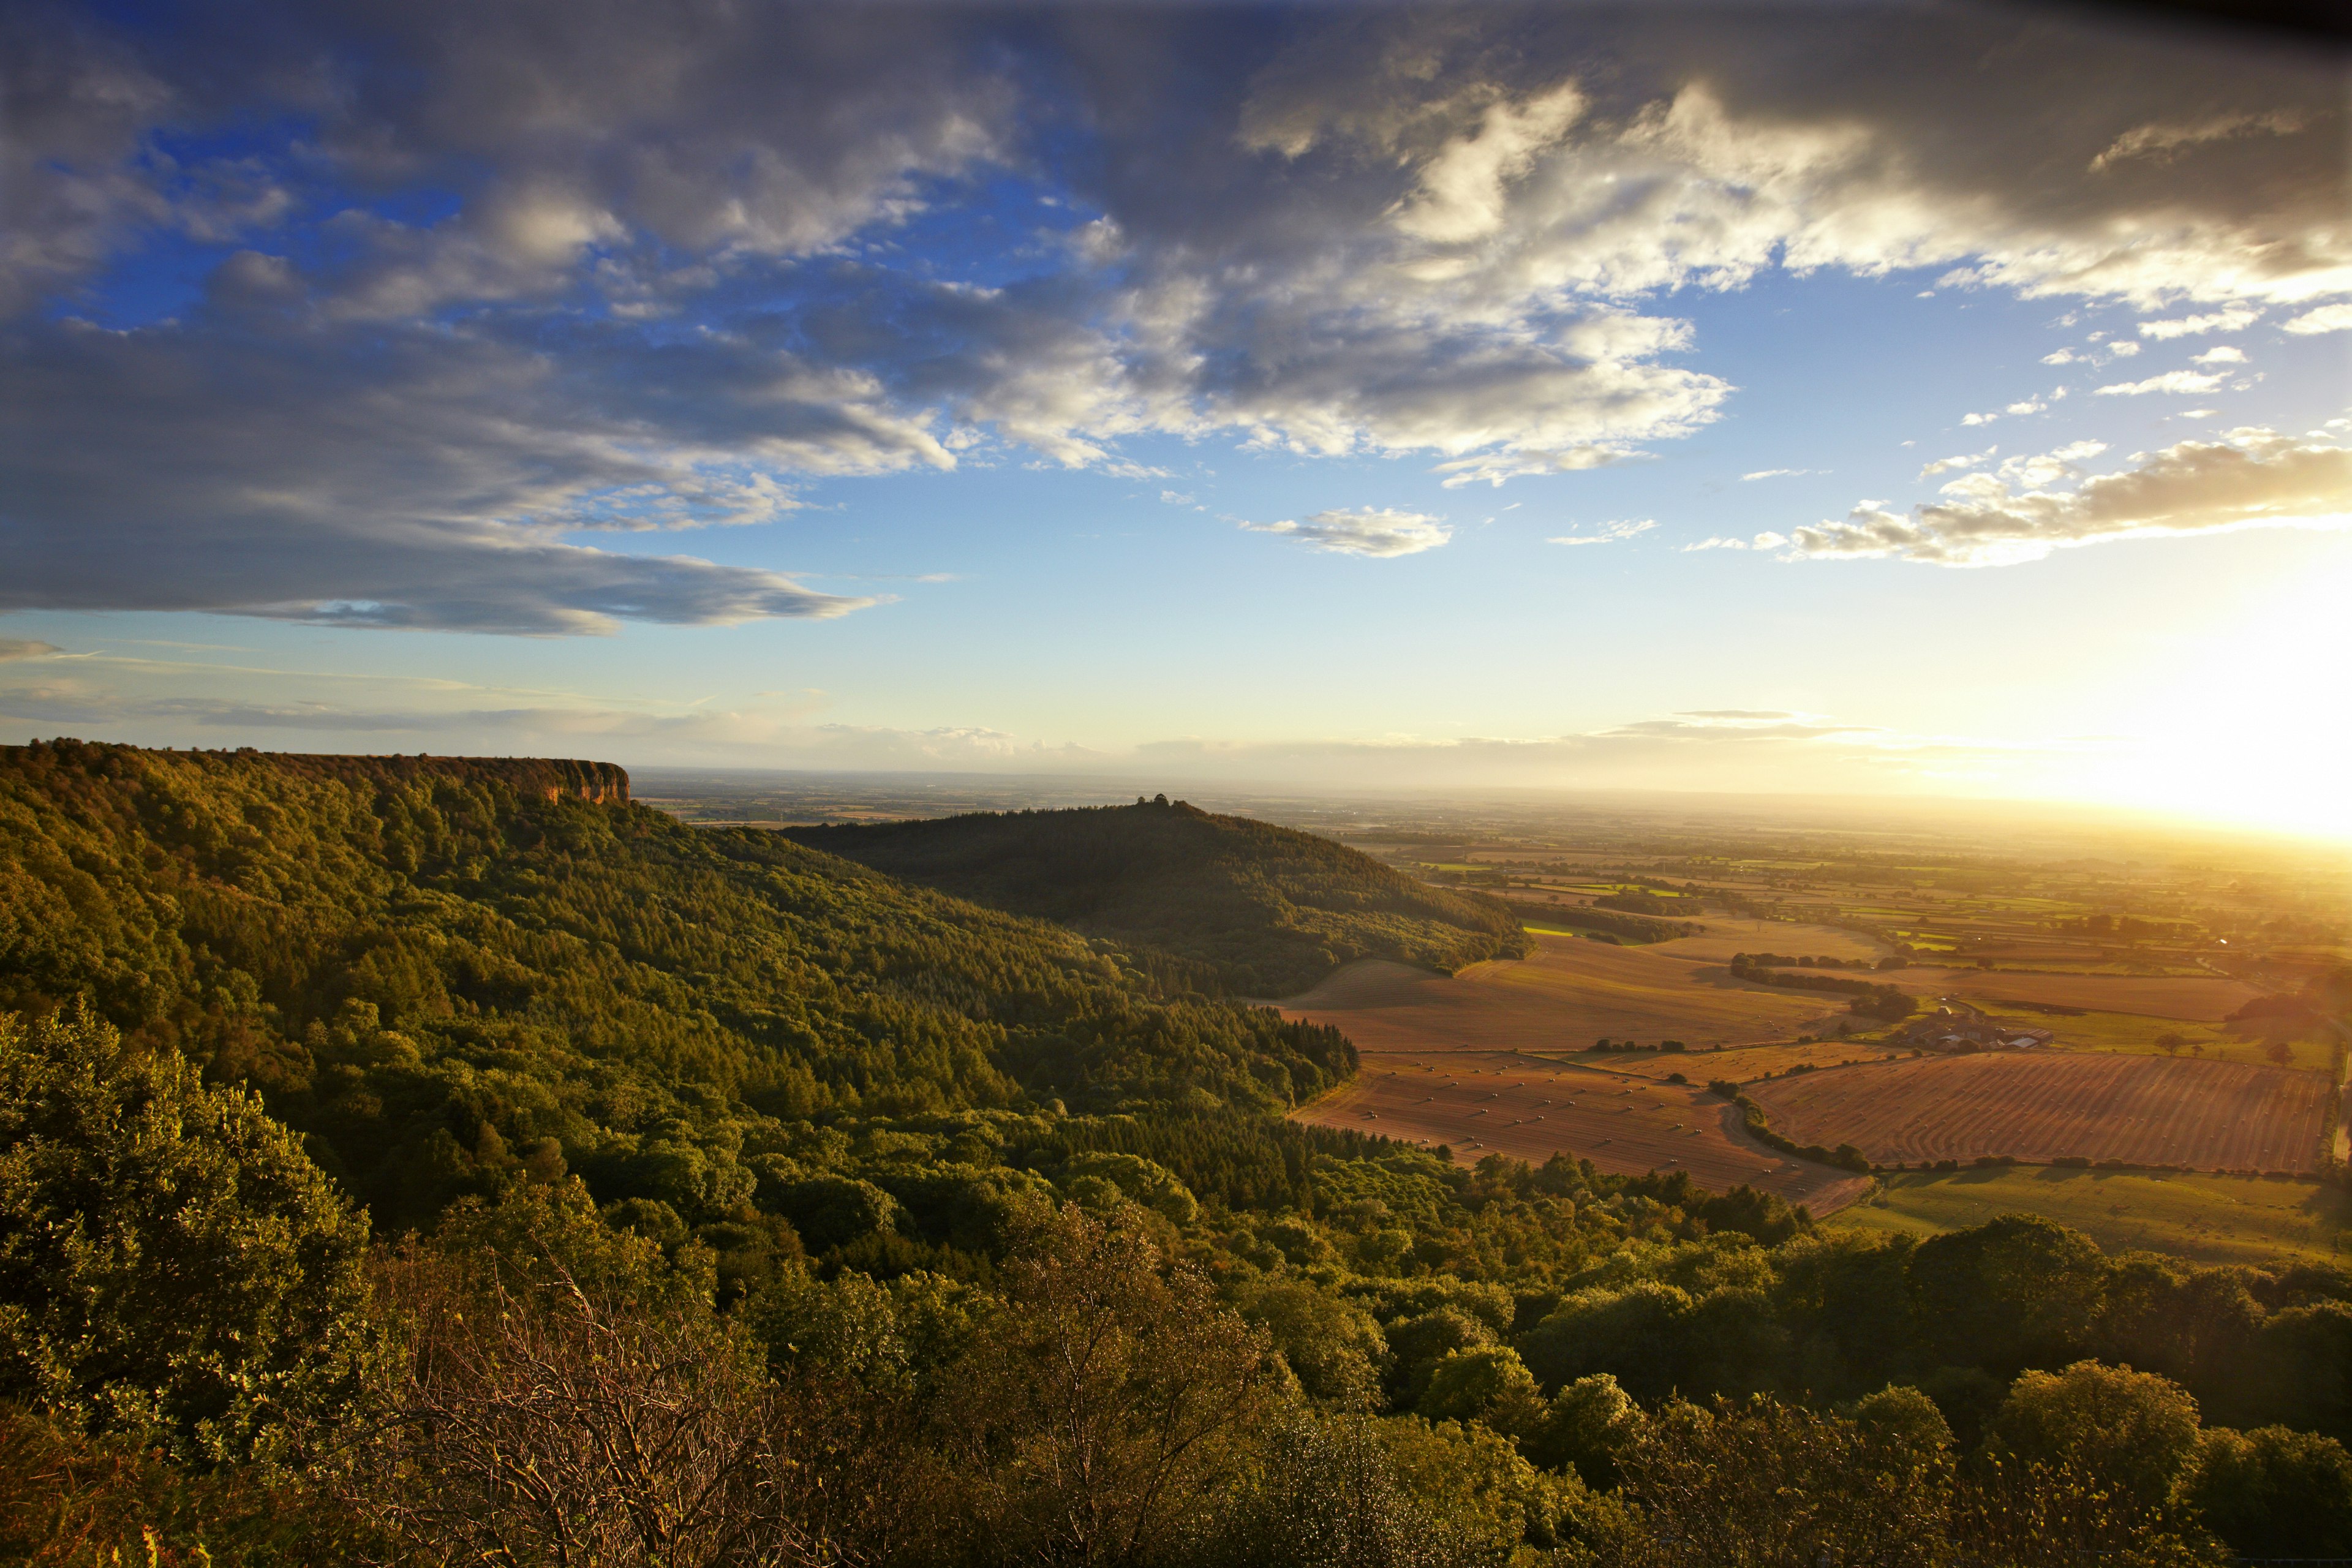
1834 1166 2351 1268
1278 932 1840 1054
1293 1050 1874 1213
1890 965 2264 1022
1744 1052 2335 1172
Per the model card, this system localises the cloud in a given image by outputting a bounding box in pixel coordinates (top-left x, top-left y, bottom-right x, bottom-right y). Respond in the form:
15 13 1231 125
1789 426 2350 566
2284 304 2352 335
2192 345 2247 364
1993 440 2107 489
1676 709 1795 721
1682 529 1785 552
0 639 62 662
1920 446 1996 478
1239 507 1450 557
2138 306 2261 338
0 1 2345 635
2095 371 2226 396
1741 468 1815 481
1547 518 1656 546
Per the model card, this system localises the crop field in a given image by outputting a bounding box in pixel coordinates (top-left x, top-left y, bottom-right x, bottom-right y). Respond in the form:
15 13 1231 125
1833 1167 2351 1267
1892 967 2263 1022
1278 934 1838 1054
1294 1050 1873 1214
1744 1052 2335 1172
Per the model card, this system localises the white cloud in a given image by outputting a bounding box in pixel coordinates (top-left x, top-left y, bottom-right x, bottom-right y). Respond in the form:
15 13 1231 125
1741 468 1814 481
0 639 62 662
2138 306 2260 339
1993 439 2108 489
1683 536 1746 551
2041 349 2077 365
2095 371 2226 396
2283 304 2352 335
1548 518 1657 546
2192 346 2247 364
1920 446 1996 479
2005 398 2047 417
1239 507 1451 557
1789 426 2350 566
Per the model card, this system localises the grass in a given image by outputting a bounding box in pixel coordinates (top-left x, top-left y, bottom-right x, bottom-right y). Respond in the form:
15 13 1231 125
1833 1166 2352 1268
1984 1006 2337 1072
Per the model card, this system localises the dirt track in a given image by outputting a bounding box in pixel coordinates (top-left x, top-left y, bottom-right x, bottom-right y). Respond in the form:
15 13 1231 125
1293 1050 1874 1216
1745 1052 2331 1172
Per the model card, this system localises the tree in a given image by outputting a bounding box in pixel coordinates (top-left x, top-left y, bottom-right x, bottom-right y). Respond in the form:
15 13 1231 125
1417 1346 1543 1432
1986 1360 2204 1513
2184 1425 2352 1557
1521 1373 1644 1488
1238 1280 1388 1411
0 1005 375 1464
940 1204 1275 1566
345 1182 913 1568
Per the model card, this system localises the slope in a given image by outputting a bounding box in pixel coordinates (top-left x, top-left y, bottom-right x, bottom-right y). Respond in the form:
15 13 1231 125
785 798 1529 996
0 741 1354 1234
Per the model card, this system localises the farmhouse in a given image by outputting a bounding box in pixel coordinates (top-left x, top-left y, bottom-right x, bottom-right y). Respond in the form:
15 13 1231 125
1891 1010 2054 1054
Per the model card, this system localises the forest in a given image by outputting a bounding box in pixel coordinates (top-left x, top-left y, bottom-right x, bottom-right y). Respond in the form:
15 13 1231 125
2 742 2348 1566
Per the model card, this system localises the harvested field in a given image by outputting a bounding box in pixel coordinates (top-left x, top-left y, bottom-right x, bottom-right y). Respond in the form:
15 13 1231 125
1893 967 2264 1022
1278 933 1836 1054
1294 1050 1872 1214
1745 1053 2334 1172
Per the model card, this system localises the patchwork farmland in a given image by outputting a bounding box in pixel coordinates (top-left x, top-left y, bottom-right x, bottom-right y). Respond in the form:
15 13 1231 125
1292 1049 1874 1214
1744 1052 2335 1172
1278 932 1841 1053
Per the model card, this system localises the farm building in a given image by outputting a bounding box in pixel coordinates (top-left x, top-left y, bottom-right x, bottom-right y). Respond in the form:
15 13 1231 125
1891 1011 2054 1053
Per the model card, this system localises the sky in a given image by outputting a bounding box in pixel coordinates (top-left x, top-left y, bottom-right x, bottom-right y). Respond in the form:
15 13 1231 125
3 0 2349 837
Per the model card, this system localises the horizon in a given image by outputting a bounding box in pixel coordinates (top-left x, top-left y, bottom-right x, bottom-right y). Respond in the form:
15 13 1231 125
3 0 2346 841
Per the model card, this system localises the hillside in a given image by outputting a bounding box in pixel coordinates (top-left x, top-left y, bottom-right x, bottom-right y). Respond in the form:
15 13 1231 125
785 799 1531 996
0 741 1354 1236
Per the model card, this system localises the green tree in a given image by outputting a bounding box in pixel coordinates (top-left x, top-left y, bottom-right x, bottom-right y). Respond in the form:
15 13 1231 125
941 1204 1276 1566
1521 1372 1645 1488
1986 1360 2204 1514
0 1005 375 1464
2184 1425 2352 1557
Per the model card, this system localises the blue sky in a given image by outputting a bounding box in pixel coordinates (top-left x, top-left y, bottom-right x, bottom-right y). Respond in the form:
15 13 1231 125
3 1 2348 835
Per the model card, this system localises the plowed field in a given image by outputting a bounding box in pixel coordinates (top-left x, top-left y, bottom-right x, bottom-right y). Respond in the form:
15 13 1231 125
1294 1051 1872 1214
1744 1054 2334 1172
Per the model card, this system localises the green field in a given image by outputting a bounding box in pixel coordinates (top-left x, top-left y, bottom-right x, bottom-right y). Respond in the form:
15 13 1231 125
1986 1005 2339 1072
1832 1167 2352 1267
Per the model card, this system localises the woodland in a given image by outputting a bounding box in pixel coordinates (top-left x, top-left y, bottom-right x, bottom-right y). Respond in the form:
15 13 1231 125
1 741 2348 1566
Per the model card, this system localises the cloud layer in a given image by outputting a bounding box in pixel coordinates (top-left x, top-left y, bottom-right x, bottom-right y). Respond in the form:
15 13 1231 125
2 1 2345 630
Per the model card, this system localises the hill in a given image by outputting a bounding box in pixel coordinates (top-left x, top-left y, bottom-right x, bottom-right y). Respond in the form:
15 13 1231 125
0 741 1355 1236
784 798 1529 996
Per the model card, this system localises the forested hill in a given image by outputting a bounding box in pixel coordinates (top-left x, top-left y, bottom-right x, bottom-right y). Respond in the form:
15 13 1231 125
784 799 1530 996
0 740 1354 1233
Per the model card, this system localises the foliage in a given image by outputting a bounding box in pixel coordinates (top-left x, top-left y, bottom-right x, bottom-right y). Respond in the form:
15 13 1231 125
0 741 1354 1240
2184 1423 2352 1557
0 1005 375 1466
785 799 1529 997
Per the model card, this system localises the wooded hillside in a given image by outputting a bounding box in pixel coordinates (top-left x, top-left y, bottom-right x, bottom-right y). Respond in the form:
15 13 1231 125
0 741 1352 1235
786 799 1530 997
